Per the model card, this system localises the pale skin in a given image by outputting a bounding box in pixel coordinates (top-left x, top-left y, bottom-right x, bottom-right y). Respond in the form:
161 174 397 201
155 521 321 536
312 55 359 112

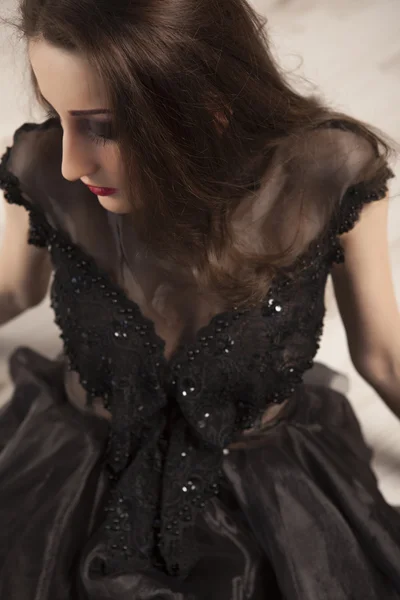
1 40 400 422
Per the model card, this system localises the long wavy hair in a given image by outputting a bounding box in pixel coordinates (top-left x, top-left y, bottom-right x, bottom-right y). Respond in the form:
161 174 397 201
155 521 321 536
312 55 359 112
7 0 395 305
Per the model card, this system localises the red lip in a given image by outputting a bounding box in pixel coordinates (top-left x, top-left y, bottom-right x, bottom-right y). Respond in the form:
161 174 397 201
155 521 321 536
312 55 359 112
87 185 118 197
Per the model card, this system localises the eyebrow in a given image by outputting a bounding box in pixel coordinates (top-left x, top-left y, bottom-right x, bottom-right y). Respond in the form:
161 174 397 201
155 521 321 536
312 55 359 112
69 109 112 116
40 91 112 117
40 94 111 117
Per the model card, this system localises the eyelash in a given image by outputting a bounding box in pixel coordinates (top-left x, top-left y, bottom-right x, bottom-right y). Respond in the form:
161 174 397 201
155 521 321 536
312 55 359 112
87 129 111 147
44 108 113 147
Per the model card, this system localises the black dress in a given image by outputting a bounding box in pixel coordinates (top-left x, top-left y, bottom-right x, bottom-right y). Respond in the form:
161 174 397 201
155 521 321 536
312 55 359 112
0 118 399 599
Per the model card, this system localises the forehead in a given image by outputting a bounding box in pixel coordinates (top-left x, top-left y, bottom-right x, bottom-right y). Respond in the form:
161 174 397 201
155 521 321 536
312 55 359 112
28 39 108 109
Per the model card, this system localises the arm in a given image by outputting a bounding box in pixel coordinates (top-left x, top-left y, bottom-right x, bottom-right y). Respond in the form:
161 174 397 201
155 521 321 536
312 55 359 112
332 195 400 418
0 197 52 325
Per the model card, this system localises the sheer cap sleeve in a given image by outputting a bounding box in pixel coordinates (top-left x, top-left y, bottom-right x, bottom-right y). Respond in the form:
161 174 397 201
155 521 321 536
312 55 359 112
325 121 395 261
307 120 395 239
0 119 64 247
272 120 396 266
0 119 122 276
229 119 395 275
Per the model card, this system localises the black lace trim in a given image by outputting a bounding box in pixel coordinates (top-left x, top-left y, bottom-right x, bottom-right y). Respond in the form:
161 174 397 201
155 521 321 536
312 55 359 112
0 145 50 248
330 166 394 264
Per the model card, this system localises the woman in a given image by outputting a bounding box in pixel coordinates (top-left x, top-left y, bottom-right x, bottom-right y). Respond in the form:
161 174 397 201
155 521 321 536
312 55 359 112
0 0 399 597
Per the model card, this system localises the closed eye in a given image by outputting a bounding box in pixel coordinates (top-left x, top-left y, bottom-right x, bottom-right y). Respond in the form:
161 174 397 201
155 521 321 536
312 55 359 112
44 107 115 146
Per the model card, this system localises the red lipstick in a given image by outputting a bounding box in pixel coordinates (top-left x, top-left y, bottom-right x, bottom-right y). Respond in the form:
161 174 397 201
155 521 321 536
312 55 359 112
87 185 118 197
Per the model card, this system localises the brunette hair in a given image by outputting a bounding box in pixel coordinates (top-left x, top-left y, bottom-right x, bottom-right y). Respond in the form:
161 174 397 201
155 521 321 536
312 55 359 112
7 0 395 305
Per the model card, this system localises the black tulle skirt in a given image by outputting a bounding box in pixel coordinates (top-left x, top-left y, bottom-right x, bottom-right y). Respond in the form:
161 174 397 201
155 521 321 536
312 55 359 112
1 347 400 600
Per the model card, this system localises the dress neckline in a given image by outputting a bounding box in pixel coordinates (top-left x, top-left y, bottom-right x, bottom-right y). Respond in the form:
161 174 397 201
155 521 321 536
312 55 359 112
46 213 259 369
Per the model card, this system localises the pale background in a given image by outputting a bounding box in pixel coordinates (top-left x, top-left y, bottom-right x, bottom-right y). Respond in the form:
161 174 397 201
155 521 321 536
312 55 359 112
0 0 399 502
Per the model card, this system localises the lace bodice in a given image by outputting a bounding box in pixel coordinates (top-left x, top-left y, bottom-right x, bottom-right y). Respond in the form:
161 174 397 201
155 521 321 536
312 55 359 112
0 118 394 577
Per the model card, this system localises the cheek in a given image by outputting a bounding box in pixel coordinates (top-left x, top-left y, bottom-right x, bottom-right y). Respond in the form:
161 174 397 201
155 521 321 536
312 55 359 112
102 146 123 184
100 146 131 214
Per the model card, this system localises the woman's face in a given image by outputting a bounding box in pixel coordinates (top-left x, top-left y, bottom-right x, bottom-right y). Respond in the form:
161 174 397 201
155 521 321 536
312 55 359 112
29 39 131 214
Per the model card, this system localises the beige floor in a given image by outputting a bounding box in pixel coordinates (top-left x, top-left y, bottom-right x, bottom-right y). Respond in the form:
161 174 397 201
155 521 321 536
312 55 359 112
0 0 400 503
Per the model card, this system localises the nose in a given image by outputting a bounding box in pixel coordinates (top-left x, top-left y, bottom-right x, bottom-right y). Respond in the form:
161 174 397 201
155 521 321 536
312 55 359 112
61 130 98 182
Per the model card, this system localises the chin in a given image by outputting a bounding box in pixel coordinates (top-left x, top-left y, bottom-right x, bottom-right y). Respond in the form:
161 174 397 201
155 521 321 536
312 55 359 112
97 195 132 215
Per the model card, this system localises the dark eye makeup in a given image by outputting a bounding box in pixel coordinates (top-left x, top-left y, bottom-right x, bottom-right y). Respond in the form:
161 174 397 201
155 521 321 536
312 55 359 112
44 107 115 146
81 119 115 146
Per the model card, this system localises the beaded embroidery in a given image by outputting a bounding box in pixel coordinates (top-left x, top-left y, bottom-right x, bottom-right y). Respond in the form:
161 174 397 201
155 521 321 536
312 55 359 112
0 121 393 578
